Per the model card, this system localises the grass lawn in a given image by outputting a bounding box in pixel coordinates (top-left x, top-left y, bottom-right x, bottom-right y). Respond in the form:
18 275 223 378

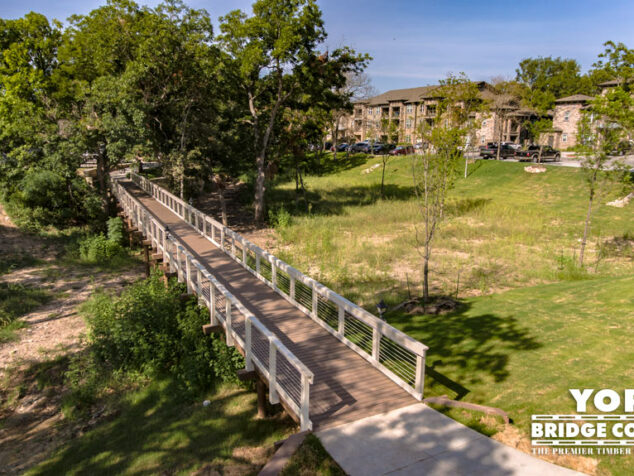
0 282 53 342
27 379 296 475
389 275 634 475
265 155 633 474
268 157 632 306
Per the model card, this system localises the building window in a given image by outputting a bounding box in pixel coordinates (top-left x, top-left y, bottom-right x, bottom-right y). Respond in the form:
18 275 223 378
562 133 568 142
406 119 412 128
420 104 424 112
405 135 411 143
482 120 487 126
406 104 413 113
564 110 570 122
375 107 380 115
367 108 372 116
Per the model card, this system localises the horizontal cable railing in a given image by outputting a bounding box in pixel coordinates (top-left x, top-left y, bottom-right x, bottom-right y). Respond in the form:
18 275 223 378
130 172 428 399
113 179 314 431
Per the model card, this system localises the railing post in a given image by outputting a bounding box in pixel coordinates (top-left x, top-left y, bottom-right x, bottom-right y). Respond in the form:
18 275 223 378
210 282 217 325
220 227 225 251
196 267 202 302
185 255 192 293
300 373 311 431
242 243 247 264
176 246 182 282
245 318 254 371
338 306 345 336
372 327 381 362
225 300 233 346
271 259 277 290
415 351 426 397
256 254 261 274
290 276 296 302
268 339 279 404
231 234 236 257
311 282 318 318
211 220 216 243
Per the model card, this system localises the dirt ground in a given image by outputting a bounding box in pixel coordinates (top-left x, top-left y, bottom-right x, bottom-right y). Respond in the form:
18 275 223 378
0 206 144 475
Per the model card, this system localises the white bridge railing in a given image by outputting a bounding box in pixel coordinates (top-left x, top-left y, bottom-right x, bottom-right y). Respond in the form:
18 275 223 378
130 172 429 399
113 179 314 431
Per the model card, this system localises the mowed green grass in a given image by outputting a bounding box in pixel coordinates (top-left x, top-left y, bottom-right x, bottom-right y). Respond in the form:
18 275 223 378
391 275 634 475
269 157 632 305
267 156 634 474
27 380 296 475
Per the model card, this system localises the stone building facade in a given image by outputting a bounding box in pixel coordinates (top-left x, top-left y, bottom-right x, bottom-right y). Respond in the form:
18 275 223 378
542 94 593 149
335 82 538 149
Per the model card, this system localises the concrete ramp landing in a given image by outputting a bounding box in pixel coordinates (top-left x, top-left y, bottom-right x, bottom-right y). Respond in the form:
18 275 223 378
317 404 583 476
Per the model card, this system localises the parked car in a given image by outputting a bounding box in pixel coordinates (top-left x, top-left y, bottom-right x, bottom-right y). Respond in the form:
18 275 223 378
479 142 516 159
389 145 415 156
611 140 634 156
331 143 349 152
349 142 369 153
515 145 561 162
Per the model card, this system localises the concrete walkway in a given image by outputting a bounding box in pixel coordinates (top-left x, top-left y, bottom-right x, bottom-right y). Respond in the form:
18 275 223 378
317 404 583 476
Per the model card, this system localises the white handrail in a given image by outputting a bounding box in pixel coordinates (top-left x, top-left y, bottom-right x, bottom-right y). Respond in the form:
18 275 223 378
112 179 313 430
129 171 429 399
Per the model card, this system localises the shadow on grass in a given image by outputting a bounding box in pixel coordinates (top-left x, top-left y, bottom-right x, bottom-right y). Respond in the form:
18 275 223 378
268 183 415 217
315 153 370 175
388 301 542 396
28 379 295 476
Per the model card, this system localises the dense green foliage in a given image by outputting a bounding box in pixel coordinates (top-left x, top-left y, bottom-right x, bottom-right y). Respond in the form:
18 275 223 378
82 272 243 391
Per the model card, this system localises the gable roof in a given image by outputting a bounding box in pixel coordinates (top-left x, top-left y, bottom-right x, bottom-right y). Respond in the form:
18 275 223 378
362 86 439 106
554 94 594 104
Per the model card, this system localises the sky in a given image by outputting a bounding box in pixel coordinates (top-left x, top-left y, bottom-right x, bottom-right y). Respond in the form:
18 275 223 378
2 0 633 93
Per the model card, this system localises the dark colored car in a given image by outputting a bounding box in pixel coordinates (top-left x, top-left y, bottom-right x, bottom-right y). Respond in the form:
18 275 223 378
349 142 370 153
389 145 415 156
331 143 349 152
515 145 561 162
479 142 516 159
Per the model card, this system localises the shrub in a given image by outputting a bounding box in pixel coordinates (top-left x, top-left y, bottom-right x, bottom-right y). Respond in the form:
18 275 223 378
269 205 292 228
82 272 243 391
107 217 125 245
78 234 126 265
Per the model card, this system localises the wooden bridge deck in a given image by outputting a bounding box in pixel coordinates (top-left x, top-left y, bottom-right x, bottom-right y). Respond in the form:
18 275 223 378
121 180 415 430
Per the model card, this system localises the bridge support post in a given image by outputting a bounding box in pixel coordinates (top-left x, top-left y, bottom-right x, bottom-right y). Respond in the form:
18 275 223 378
256 380 267 419
143 244 150 277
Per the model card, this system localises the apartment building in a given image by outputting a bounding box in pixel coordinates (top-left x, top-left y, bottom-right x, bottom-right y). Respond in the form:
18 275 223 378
543 79 631 149
542 94 593 149
337 82 538 148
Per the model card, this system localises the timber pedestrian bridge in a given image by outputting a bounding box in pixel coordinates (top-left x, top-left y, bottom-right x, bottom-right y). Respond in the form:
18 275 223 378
113 173 428 431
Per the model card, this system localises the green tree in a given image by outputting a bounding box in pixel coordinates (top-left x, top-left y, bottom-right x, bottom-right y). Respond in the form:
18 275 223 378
515 56 587 111
218 0 368 223
412 74 483 303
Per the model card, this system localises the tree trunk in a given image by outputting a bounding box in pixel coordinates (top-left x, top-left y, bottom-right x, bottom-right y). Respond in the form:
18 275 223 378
294 165 300 208
381 157 387 198
579 189 594 266
96 148 110 216
496 117 503 161
254 152 266 224
218 188 228 227
299 167 308 210
422 253 430 304
538 144 544 164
